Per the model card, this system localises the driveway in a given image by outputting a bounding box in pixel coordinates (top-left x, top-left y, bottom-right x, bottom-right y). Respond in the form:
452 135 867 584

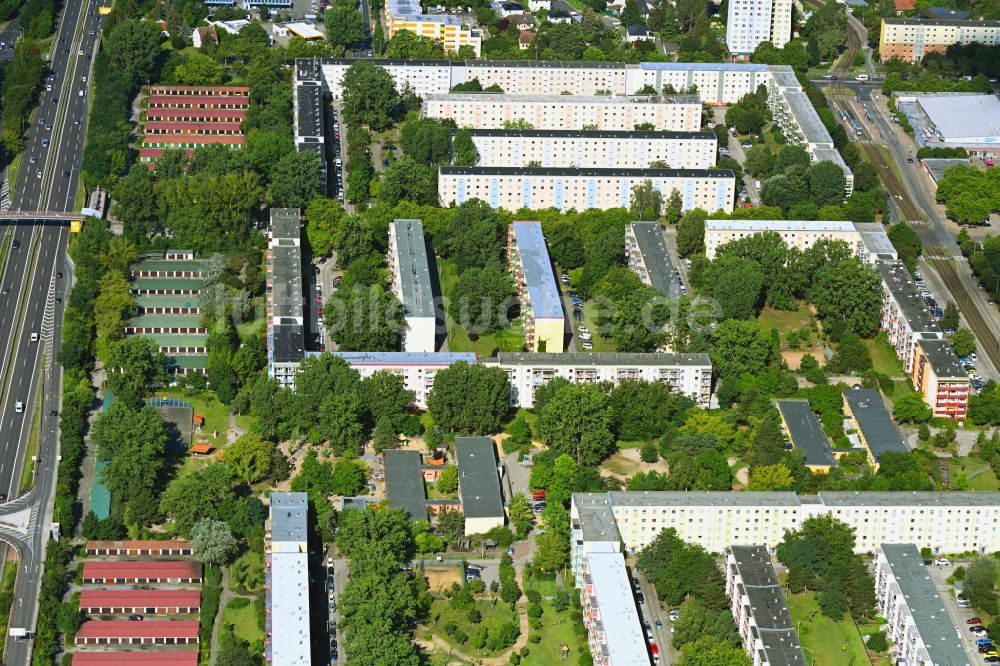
633 568 676 664
926 561 982 662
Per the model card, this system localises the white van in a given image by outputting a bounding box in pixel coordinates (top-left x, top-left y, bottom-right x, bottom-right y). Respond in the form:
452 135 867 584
15 401 23 413
855 74 869 82
30 332 38 343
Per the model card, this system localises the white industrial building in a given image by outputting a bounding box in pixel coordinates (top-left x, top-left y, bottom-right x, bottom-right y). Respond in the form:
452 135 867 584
265 492 311 665
725 546 807 666
322 350 712 409
726 0 793 56
388 219 436 353
439 166 735 213
423 93 703 132
874 544 972 666
572 491 1000 556
895 93 1000 159
467 129 717 170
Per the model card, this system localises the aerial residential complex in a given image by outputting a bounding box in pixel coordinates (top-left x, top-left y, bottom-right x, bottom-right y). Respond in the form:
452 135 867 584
571 491 1000 556
388 219 437 353
423 93 703 131
625 221 684 299
319 351 713 409
266 209 306 389
438 166 735 213
385 0 482 55
141 85 248 163
775 399 838 471
303 59 850 183
508 221 565 353
874 544 972 666
265 492 312 665
726 0 793 56
879 18 1000 62
724 546 807 666
466 129 718 169
842 389 908 467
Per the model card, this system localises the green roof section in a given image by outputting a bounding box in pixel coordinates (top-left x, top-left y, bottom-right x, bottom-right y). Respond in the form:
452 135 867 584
167 355 209 369
134 294 202 309
126 314 205 329
143 333 209 347
132 277 206 291
131 259 210 272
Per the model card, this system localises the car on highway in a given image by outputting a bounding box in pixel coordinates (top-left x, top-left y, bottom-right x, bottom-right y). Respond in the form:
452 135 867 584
36 171 42 179
10 240 17 249
1 288 8 295
29 156 36 164
907 157 914 163
15 401 23 413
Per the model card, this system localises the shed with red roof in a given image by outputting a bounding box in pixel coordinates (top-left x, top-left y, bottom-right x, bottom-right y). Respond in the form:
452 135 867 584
85 540 192 557
82 561 201 585
79 589 201 615
74 620 200 645
72 652 198 665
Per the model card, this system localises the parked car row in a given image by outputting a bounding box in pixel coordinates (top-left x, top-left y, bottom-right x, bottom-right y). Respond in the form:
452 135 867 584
327 557 338 663
331 109 345 204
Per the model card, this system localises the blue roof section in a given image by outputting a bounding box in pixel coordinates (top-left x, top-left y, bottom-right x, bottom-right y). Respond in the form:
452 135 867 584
326 351 477 365
640 61 769 72
510 221 564 320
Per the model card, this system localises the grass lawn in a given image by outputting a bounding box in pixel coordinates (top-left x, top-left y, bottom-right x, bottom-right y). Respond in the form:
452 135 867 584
786 591 877 666
425 596 519 657
890 379 916 405
951 456 1000 491
602 453 640 477
758 304 814 335
437 258 526 355
158 388 232 448
865 332 905 377
577 299 616 352
521 600 587 666
221 597 263 646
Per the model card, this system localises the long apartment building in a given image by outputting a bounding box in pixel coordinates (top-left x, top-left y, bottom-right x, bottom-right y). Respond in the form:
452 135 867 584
625 221 683 299
389 219 436 353
842 389 908 469
467 129 717 170
879 18 1000 62
141 85 248 163
294 59 327 192
575 552 650 666
265 492 311 665
724 546 807 666
385 0 482 55
571 491 1000 557
423 93 702 132
703 219 898 261
320 350 712 409
726 0 793 56
439 167 735 213
874 544 972 666
266 209 305 389
767 68 853 193
508 221 564 353
878 260 969 420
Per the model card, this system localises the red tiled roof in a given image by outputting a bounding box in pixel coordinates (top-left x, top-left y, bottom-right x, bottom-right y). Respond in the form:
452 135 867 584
76 621 200 639
147 96 249 108
82 561 201 580
144 121 244 133
79 589 201 608
894 0 915 9
86 540 191 551
149 85 250 95
72 652 198 665
142 135 246 146
189 443 213 454
146 108 246 121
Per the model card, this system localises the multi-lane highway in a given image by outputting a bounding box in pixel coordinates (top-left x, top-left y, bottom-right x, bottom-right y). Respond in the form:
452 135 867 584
0 0 104 659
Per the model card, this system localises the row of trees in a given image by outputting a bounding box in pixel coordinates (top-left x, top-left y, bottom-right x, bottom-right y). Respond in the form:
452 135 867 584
1 41 46 157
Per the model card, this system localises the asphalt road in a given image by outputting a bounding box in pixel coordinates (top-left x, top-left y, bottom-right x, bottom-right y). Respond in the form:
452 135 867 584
0 0 103 658
0 20 20 59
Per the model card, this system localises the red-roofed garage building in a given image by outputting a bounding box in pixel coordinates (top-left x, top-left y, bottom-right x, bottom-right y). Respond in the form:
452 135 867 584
82 561 202 585
79 590 201 615
85 540 192 556
72 652 199 665
74 620 200 645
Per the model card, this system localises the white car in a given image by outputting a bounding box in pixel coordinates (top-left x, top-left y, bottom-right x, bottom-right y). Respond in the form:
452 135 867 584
581 342 593 350
579 333 593 341
578 326 589 334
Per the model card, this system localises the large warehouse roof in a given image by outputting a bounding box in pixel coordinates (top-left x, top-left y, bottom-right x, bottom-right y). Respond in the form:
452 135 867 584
917 94 1000 141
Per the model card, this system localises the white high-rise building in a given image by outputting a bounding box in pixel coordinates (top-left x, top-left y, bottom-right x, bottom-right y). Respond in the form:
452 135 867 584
726 0 793 56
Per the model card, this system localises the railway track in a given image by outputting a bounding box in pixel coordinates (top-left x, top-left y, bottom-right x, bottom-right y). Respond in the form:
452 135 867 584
822 20 1000 374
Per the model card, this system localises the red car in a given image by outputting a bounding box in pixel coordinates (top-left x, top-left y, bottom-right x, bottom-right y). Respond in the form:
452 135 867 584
968 618 984 625
650 642 659 655
532 491 545 500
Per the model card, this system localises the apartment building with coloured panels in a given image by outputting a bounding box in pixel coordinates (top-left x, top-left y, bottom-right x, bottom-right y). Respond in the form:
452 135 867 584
879 18 1000 62
439 167 735 213
571 491 1000 557
467 129 717 169
576 552 650 666
874 544 972 666
508 221 564 353
141 85 248 163
423 93 703 132
725 546 807 666
389 219 436 353
385 0 482 54
726 0 793 56
703 220 895 259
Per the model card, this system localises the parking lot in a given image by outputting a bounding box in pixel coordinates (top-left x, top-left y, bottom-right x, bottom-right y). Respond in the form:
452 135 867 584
926 560 987 662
